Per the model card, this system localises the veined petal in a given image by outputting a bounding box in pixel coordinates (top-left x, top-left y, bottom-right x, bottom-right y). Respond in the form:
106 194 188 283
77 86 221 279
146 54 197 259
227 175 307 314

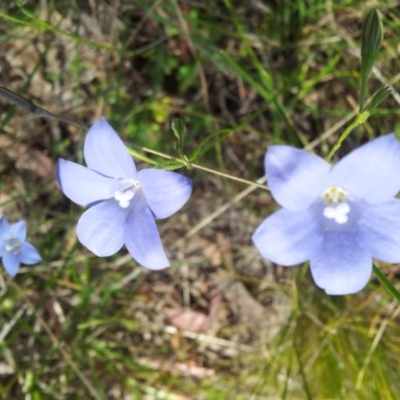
138 169 192 219
310 232 372 295
20 242 42 265
356 199 400 262
0 218 9 237
0 219 10 256
266 146 331 210
57 159 114 206
124 206 170 270
2 253 20 277
328 134 400 203
77 200 128 257
10 221 26 242
84 118 136 179
252 205 323 266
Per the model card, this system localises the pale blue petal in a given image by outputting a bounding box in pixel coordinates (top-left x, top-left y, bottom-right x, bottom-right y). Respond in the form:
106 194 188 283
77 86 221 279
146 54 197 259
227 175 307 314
10 221 26 242
77 200 128 256
356 199 400 262
84 118 136 179
310 232 372 295
0 218 9 255
252 205 323 266
57 159 115 206
0 242 5 257
2 253 20 277
328 134 400 203
137 169 192 219
19 242 42 265
125 206 170 270
266 146 331 211
0 218 10 237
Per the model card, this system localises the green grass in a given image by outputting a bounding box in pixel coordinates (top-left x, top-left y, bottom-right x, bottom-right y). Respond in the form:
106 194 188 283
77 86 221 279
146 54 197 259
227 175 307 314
0 0 400 399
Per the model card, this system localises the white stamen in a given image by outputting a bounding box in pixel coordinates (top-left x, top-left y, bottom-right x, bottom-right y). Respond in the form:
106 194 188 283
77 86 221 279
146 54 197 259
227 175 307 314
323 202 350 224
5 238 22 254
114 189 135 208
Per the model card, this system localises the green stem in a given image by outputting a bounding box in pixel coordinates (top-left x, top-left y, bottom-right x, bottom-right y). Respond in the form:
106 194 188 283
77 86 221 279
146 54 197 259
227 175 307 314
359 75 367 113
127 143 269 190
0 85 87 129
126 146 159 166
327 111 370 161
373 264 400 303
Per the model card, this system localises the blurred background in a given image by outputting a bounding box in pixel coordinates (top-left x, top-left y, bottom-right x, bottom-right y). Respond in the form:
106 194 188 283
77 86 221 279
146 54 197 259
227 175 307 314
0 0 400 399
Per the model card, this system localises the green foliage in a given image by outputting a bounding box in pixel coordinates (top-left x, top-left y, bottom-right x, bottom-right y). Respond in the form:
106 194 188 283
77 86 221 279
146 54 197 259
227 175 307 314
0 1 400 399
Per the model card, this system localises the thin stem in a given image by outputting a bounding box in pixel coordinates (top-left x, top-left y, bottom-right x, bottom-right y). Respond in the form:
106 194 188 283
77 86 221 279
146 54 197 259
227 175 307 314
0 85 87 130
127 142 269 190
126 146 158 166
326 111 370 161
359 75 367 113
373 264 400 304
191 161 268 190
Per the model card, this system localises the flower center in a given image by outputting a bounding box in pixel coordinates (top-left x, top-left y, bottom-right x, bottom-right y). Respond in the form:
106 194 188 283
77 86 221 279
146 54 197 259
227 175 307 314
322 186 350 225
113 179 140 208
5 238 22 255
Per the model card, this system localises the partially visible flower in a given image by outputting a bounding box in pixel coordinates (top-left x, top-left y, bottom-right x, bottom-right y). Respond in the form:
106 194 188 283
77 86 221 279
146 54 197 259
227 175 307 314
252 134 400 295
0 218 42 276
56 118 192 270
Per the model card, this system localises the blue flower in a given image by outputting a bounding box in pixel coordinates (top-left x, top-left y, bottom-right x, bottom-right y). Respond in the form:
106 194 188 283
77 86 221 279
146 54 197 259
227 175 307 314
252 134 400 295
0 218 42 276
56 118 192 270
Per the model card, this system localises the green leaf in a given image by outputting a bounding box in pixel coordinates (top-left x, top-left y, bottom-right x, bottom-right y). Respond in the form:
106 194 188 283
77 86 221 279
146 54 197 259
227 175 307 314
365 86 391 112
126 146 158 165
171 117 185 141
373 264 400 304
171 117 187 157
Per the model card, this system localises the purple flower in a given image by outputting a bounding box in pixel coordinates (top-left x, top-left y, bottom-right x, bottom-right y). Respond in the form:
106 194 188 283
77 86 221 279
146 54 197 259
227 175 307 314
0 218 42 276
56 118 192 270
252 134 400 295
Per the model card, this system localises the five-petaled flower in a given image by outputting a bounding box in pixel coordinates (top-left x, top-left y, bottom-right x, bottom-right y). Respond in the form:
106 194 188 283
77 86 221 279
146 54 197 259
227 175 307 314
56 118 192 270
252 134 400 295
0 217 42 276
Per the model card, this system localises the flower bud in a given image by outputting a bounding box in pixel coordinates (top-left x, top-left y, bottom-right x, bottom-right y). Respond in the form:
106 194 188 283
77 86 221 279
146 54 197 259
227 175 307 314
361 9 383 82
